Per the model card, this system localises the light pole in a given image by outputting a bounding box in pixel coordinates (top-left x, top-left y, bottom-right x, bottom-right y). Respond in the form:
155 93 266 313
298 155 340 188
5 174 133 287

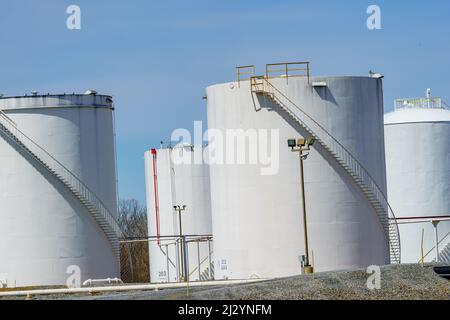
288 136 315 275
174 205 187 282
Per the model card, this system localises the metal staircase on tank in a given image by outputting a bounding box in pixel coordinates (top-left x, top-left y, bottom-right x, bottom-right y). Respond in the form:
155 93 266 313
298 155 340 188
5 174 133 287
188 244 214 281
249 73 401 264
419 230 450 263
199 262 215 282
435 233 450 263
438 242 450 263
0 110 121 260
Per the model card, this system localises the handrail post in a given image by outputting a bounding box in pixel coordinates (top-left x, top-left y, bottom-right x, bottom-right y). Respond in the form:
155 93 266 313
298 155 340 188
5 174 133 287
307 63 310 83
197 240 201 280
207 238 212 280
254 77 401 263
165 244 170 282
237 65 255 89
237 67 240 88
285 63 289 84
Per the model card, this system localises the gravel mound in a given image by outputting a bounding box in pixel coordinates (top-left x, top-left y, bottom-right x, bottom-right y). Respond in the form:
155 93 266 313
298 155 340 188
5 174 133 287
1 264 448 300
186 264 450 300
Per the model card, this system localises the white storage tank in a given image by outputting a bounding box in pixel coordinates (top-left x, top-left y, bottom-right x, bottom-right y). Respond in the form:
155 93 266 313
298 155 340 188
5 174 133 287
385 93 450 263
0 93 120 288
145 145 213 283
206 69 398 280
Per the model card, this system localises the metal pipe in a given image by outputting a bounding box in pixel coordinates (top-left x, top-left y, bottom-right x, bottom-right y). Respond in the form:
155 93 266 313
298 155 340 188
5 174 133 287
165 244 170 282
179 224 184 282
390 215 450 220
151 149 161 245
0 279 268 298
175 240 180 282
183 236 189 282
120 234 213 242
82 278 123 287
394 218 450 225
207 239 212 280
420 228 424 267
174 205 187 281
197 241 201 280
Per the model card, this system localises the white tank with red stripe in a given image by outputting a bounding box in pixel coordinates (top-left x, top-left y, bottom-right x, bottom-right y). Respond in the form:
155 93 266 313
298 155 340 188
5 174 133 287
144 145 213 283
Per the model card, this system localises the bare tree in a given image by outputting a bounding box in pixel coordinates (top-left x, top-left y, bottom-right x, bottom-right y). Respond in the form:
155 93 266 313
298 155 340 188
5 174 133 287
118 199 149 283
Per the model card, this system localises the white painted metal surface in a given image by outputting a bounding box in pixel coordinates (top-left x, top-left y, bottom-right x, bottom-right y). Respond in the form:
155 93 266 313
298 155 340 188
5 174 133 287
145 146 213 283
385 105 450 263
206 76 390 280
0 94 119 287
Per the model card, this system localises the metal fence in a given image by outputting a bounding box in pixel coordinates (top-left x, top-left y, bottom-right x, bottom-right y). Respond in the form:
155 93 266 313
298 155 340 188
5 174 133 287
121 235 213 284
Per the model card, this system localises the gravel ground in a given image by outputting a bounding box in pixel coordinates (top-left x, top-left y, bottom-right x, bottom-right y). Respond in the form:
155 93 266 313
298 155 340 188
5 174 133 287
185 264 450 300
1 264 449 300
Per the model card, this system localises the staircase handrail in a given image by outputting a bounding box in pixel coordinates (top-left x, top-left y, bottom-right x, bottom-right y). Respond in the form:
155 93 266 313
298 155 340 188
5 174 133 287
0 111 121 238
251 77 401 263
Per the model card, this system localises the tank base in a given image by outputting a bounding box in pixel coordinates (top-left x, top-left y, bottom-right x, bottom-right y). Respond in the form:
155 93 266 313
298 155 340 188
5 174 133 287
302 266 314 275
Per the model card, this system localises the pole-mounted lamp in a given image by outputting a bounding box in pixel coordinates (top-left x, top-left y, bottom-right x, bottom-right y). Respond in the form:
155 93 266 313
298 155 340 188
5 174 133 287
287 135 315 275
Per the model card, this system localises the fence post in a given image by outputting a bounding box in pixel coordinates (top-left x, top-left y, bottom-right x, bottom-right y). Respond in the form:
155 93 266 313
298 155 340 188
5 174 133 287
286 63 289 84
183 236 189 282
208 239 212 280
165 244 170 282
307 63 310 83
197 241 201 280
175 238 180 282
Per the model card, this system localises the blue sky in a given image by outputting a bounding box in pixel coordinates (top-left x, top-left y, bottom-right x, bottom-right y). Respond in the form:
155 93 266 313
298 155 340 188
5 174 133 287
1 0 449 204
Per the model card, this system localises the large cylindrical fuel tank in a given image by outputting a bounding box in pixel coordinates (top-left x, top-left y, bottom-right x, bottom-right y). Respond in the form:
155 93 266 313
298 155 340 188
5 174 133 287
206 76 389 279
145 145 213 283
385 101 450 263
0 93 119 287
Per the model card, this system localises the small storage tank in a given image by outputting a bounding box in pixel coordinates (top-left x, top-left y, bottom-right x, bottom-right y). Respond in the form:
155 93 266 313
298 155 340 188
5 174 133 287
206 68 396 280
385 93 450 263
145 145 213 283
0 93 120 288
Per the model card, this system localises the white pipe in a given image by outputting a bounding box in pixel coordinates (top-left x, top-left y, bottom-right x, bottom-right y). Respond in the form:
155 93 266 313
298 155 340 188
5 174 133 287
0 278 267 298
82 278 123 287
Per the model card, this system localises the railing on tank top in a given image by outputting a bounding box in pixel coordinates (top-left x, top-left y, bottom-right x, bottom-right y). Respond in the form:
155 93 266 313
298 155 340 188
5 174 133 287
0 109 122 239
237 62 310 87
394 97 449 110
265 62 310 84
250 76 401 264
236 65 255 88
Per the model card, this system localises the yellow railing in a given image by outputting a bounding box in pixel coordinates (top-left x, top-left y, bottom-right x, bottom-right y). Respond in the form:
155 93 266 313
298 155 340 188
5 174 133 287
238 62 311 87
266 62 310 83
236 65 255 88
